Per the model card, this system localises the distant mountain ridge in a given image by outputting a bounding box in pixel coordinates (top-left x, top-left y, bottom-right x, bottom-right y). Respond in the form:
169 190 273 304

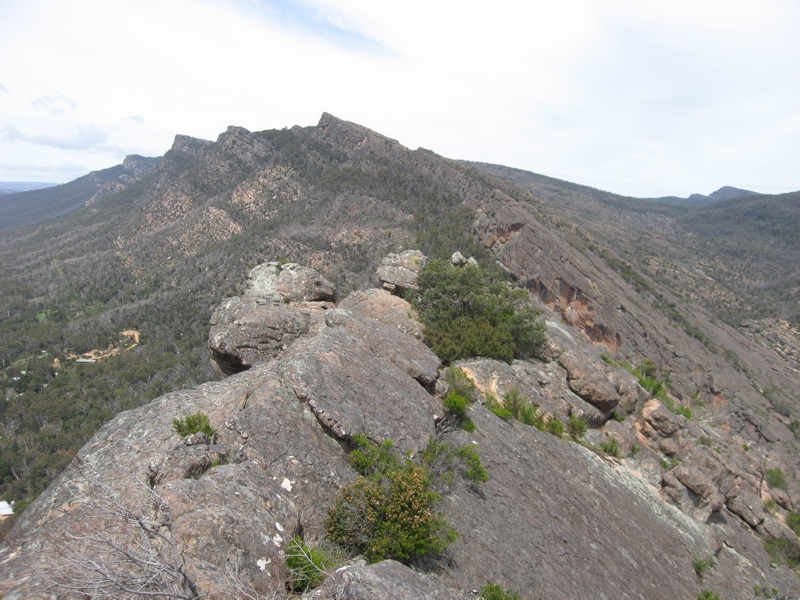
648 185 759 206
0 155 160 230
0 182 57 195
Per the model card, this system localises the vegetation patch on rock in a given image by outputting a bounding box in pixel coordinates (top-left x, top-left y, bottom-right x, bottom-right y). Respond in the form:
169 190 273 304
326 433 486 564
412 259 545 363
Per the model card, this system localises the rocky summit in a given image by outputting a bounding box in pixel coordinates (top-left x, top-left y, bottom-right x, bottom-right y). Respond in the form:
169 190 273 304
0 114 799 599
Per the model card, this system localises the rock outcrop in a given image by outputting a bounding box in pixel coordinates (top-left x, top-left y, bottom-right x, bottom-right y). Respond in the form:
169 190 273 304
376 249 427 294
209 262 336 375
3 257 800 599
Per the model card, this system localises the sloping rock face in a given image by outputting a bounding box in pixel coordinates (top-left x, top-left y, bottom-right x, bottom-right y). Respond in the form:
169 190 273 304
309 560 463 599
468 185 800 458
3 260 800 599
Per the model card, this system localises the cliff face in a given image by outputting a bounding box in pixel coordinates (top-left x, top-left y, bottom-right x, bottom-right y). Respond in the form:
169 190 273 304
2 257 800 599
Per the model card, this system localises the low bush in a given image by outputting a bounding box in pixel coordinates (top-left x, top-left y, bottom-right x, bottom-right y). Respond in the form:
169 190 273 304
326 464 457 563
786 510 800 536
481 582 521 600
660 457 681 470
502 388 526 419
763 536 800 569
172 412 216 439
546 415 565 437
485 393 514 421
765 466 788 490
326 435 486 564
600 438 620 457
442 367 477 398
519 403 544 429
693 555 716 577
567 414 588 439
420 437 488 486
285 536 333 591
443 390 476 432
697 590 721 600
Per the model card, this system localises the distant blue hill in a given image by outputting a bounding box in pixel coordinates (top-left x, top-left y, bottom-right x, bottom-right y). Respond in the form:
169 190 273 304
0 181 59 194
645 186 759 206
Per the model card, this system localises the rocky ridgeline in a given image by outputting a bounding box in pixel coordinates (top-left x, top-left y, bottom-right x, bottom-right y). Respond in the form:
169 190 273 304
2 253 800 599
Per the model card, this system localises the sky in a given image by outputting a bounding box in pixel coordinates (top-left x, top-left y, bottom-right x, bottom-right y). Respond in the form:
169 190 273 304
1 0 799 198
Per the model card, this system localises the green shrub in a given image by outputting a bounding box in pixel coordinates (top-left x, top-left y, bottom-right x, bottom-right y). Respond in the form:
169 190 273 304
693 555 716 576
763 536 800 569
485 393 514 421
11 500 29 515
697 591 721 600
172 412 216 438
286 536 332 591
698 436 713 447
420 437 488 486
546 415 565 437
348 433 401 479
502 388 526 419
413 260 545 363
519 403 544 429
765 466 788 490
660 457 680 470
600 438 620 457
764 498 779 514
326 465 458 563
567 414 589 439
480 582 521 600
328 435 485 564
442 367 477 398
443 390 475 431
674 405 693 419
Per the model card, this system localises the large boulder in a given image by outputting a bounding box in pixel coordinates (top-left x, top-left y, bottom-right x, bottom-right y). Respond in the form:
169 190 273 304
248 261 336 304
376 250 427 294
558 349 621 413
338 288 424 339
208 262 336 375
208 297 312 375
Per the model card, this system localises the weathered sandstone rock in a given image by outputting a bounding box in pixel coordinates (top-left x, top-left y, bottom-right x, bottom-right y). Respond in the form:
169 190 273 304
376 249 427 294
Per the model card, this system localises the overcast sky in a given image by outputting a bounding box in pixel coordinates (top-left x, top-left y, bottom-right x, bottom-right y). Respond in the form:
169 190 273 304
1 0 798 197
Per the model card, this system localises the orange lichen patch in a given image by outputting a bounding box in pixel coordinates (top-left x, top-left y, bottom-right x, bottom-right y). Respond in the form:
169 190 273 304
529 276 621 353
455 367 499 397
712 392 729 410
456 367 485 394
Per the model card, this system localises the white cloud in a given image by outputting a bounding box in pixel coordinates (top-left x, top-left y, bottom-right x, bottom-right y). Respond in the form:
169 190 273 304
31 93 76 116
0 0 797 197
